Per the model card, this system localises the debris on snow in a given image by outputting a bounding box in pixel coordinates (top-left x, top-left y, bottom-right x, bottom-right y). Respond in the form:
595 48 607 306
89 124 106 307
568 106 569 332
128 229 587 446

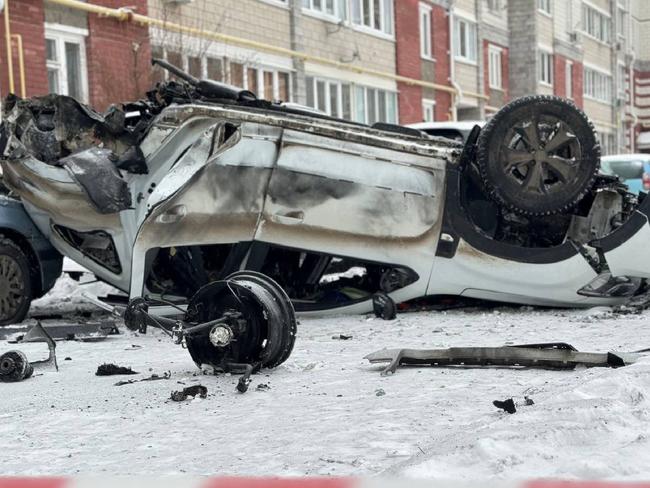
0 350 33 382
332 334 353 340
96 364 139 376
493 398 517 414
171 385 208 401
114 372 171 386
365 342 645 376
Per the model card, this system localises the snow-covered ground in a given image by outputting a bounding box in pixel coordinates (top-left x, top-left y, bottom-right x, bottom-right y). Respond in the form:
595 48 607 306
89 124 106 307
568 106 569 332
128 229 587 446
1 275 650 479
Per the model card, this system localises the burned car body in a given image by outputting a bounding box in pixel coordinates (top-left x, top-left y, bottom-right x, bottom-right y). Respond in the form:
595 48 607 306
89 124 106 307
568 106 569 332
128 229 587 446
1 60 649 323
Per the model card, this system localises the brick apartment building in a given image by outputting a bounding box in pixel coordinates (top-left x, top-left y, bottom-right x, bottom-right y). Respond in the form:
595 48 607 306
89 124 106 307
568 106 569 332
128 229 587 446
0 0 151 111
1 0 650 153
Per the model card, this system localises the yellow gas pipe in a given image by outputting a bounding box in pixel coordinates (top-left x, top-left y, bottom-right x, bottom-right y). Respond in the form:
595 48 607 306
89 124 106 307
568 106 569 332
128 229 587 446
44 0 489 107
3 0 14 94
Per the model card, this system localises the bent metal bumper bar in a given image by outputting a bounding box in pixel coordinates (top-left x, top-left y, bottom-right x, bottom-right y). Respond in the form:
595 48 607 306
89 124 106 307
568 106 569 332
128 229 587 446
365 342 646 376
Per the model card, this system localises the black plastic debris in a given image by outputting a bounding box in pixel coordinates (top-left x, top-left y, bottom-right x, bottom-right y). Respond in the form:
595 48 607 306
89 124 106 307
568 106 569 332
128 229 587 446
171 385 208 401
493 398 516 414
332 334 353 340
96 364 139 376
372 292 397 320
114 372 171 386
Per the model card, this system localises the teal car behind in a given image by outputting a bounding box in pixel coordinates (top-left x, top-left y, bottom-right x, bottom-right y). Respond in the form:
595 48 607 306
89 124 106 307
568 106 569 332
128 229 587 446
601 154 650 195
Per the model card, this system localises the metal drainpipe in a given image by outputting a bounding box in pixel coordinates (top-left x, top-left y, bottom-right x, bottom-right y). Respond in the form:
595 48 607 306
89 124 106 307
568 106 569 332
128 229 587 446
3 0 14 94
475 0 485 120
289 0 306 105
449 0 461 121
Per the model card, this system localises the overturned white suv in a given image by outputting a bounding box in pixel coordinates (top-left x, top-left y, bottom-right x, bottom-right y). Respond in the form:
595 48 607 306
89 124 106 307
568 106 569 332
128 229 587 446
1 59 648 322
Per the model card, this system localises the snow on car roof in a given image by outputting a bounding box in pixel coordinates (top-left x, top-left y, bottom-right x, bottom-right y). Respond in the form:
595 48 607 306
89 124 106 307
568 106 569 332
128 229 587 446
408 121 485 131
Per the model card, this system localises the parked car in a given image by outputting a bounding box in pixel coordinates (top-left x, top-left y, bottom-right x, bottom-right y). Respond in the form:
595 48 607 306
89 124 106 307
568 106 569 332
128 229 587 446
0 192 62 325
408 121 485 143
601 154 650 195
1 62 649 326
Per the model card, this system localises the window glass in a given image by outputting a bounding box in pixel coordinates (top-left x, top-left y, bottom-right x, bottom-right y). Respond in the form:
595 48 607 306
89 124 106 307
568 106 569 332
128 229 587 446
65 42 82 100
47 69 59 93
278 72 290 101
342 84 352 120
316 80 327 112
188 56 202 79
306 76 315 107
207 57 223 82
230 62 244 87
607 160 643 179
420 5 432 58
264 71 274 99
46 39 57 62
247 68 258 93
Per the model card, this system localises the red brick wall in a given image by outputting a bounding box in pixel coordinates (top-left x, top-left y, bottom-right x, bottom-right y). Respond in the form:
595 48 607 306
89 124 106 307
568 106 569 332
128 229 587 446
395 0 423 124
553 54 566 98
432 4 452 120
573 61 583 109
86 0 151 111
0 0 47 98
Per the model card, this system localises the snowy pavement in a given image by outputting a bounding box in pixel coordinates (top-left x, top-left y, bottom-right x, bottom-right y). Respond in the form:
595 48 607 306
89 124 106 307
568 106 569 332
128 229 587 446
1 276 650 479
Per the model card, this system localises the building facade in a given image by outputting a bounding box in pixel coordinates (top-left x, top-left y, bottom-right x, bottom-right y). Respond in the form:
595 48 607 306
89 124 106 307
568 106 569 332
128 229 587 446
148 0 399 126
1 0 650 153
0 0 151 111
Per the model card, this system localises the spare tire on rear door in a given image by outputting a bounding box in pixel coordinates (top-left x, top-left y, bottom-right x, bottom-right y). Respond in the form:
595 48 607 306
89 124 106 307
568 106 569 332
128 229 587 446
476 95 601 216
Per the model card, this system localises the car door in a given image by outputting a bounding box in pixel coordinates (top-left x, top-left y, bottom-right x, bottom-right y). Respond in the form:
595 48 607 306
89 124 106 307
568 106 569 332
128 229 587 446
254 128 447 305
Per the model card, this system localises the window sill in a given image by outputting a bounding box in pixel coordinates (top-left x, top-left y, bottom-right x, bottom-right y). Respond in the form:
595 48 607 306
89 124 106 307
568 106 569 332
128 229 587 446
539 81 553 88
580 31 612 47
258 0 289 9
302 8 342 24
350 24 395 41
537 9 552 18
489 85 505 92
584 95 614 105
455 57 478 67
421 55 436 62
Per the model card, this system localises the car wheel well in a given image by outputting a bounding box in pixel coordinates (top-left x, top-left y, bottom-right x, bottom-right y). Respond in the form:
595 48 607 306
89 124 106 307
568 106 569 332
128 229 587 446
0 229 43 297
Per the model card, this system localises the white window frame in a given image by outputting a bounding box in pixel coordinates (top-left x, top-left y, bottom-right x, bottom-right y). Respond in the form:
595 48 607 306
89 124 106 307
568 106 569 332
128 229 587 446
581 2 611 44
44 23 89 103
538 49 553 86
419 3 433 60
453 15 478 64
486 0 502 16
351 0 395 37
537 0 551 15
566 60 573 99
423 99 435 122
583 65 613 104
305 75 397 124
488 44 503 90
305 76 353 119
302 0 345 20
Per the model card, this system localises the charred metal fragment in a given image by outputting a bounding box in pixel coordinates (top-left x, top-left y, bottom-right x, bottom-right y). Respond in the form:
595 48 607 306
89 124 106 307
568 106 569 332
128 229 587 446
171 384 207 401
365 342 642 376
0 322 58 382
59 148 132 214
